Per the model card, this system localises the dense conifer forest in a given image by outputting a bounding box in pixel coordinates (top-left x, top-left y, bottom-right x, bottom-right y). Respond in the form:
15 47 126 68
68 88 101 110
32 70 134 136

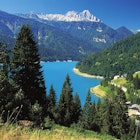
0 25 138 139
76 32 140 78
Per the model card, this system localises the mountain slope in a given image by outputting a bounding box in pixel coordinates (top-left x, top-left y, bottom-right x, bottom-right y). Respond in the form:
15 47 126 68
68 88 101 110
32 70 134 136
18 10 133 50
0 10 94 61
0 10 133 61
76 32 140 77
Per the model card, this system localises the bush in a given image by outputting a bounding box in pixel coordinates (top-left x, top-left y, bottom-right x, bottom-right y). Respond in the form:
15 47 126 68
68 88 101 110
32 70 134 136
44 116 54 129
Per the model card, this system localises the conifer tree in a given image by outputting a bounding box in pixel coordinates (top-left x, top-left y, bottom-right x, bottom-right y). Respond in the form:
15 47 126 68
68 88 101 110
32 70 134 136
80 90 92 130
112 89 129 139
48 85 57 120
0 43 15 122
0 71 14 122
72 93 81 123
102 97 114 135
92 99 102 132
57 74 73 126
10 25 47 124
88 102 100 131
102 89 130 139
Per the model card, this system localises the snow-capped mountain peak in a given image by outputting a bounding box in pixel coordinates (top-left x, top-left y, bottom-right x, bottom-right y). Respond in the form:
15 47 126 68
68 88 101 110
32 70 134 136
36 10 100 22
80 10 92 19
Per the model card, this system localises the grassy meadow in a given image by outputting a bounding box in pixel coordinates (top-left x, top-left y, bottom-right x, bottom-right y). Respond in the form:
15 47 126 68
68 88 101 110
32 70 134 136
0 123 117 140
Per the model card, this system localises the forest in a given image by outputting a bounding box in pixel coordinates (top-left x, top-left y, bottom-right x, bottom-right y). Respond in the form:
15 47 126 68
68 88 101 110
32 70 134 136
76 32 140 78
0 25 138 139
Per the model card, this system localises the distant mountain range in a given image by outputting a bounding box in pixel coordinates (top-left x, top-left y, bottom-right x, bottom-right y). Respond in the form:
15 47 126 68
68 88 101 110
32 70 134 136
18 10 100 22
0 10 133 61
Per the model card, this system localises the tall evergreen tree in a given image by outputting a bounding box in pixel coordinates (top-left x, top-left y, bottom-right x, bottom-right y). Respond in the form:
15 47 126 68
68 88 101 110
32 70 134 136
102 89 130 139
72 93 81 123
88 102 100 132
10 25 47 124
48 85 57 120
102 96 114 135
0 43 15 122
80 90 92 130
95 99 103 130
112 89 129 139
57 74 73 126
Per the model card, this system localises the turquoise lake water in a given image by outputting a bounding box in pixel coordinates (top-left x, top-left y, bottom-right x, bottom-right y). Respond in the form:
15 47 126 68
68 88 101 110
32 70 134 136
41 61 101 106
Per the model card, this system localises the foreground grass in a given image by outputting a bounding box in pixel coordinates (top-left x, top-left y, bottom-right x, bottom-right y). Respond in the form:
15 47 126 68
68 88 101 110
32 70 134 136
0 123 117 140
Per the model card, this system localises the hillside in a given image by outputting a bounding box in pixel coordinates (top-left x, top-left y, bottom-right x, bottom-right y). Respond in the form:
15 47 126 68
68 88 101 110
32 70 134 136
76 32 140 77
0 10 93 61
0 10 133 61
18 10 133 50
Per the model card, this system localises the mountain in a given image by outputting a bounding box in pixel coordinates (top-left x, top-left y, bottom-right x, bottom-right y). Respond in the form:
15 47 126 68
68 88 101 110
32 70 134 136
76 32 140 77
0 10 133 61
0 10 94 61
18 10 100 22
18 10 133 50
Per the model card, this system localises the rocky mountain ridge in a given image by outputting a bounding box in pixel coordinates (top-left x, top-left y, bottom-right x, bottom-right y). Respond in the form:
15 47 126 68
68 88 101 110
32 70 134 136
17 10 100 22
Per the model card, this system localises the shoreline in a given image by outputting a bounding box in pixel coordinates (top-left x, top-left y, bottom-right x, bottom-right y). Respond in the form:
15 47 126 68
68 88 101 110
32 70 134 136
73 68 105 98
73 68 104 79
90 85 106 98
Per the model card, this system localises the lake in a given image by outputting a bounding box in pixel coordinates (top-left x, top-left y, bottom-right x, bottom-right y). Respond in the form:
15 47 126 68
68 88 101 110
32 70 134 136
41 61 101 106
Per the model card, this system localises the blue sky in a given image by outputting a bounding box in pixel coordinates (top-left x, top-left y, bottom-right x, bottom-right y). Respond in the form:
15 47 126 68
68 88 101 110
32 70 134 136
0 0 139 30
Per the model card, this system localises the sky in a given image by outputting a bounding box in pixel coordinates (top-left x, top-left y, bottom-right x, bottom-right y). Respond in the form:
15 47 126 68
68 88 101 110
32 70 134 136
0 0 139 30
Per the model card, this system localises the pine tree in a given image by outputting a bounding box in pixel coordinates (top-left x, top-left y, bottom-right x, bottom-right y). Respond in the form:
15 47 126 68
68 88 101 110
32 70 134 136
102 96 114 135
0 43 15 122
103 89 130 139
88 102 100 131
48 85 57 120
112 89 129 139
57 74 73 126
72 93 82 123
93 99 102 132
80 90 92 130
10 25 47 124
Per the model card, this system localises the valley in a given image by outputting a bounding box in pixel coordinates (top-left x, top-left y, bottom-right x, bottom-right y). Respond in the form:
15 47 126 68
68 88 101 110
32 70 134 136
0 7 140 140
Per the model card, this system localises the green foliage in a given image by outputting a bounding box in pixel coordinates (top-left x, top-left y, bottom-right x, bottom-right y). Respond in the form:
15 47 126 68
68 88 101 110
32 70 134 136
72 93 82 123
48 85 57 120
80 90 100 132
30 102 43 126
133 74 140 89
0 43 15 122
0 71 14 122
80 90 92 129
44 116 54 129
0 24 137 139
101 88 132 139
57 74 74 126
10 25 47 124
77 32 140 77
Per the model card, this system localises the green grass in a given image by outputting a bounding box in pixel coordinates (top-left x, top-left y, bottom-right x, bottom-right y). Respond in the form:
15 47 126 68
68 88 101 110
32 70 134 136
90 85 106 97
0 123 117 140
112 78 127 86
133 71 140 78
